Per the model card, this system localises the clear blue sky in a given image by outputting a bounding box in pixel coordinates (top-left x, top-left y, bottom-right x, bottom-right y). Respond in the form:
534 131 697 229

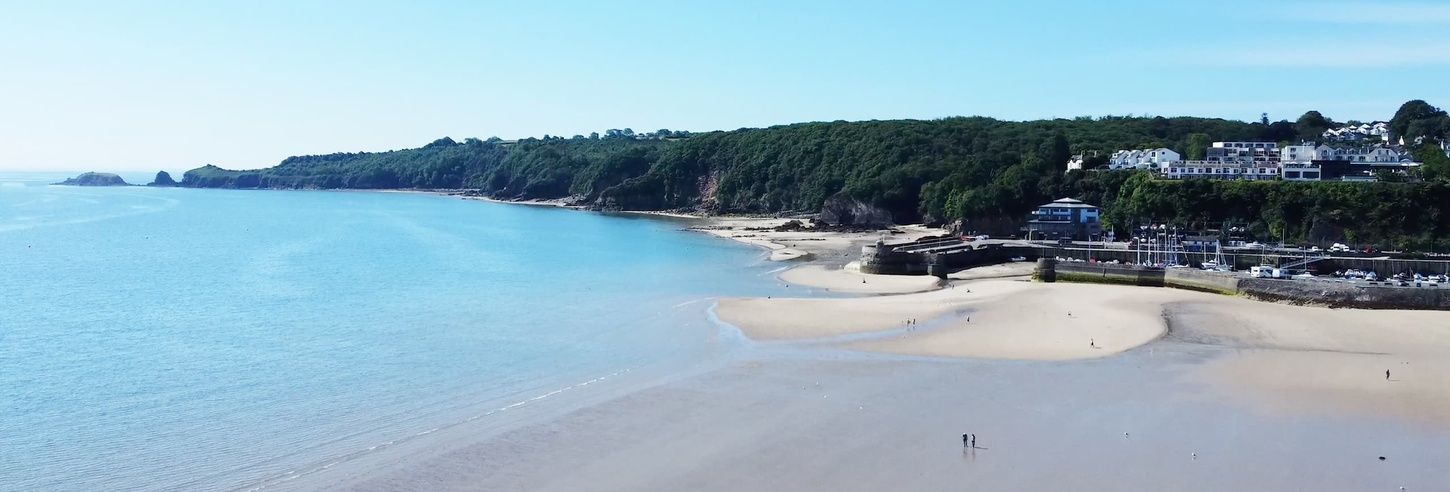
3 0 1448 172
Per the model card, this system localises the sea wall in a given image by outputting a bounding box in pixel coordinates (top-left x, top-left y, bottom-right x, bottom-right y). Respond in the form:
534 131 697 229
1052 263 1165 286
860 241 1040 276
1163 268 1243 295
859 241 929 275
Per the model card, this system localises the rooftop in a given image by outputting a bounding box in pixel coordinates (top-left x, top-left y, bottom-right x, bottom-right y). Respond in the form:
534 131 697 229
1038 198 1098 209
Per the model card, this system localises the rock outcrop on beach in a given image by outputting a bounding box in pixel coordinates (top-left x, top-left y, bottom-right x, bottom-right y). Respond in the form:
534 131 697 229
147 171 178 186
54 172 129 186
818 195 893 227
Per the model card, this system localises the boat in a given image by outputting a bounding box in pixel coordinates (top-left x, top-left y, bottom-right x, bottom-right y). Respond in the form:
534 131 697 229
1200 240 1231 272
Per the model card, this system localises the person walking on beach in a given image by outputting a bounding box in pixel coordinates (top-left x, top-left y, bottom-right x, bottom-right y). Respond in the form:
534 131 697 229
1386 369 1391 381
963 433 970 448
970 434 976 448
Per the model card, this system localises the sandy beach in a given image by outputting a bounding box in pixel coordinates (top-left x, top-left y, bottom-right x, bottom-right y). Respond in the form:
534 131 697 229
282 216 1450 491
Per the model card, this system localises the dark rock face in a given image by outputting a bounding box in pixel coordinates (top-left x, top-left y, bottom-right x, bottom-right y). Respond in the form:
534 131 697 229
54 172 129 186
819 194 893 227
148 171 178 186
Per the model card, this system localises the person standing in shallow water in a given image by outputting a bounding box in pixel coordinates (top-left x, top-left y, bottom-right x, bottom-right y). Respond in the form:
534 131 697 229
962 433 970 448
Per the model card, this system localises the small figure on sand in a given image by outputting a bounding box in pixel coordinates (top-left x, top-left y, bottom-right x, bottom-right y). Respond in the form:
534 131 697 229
1090 338 1096 349
862 278 867 284
962 433 970 448
1386 369 1391 381
971 434 976 448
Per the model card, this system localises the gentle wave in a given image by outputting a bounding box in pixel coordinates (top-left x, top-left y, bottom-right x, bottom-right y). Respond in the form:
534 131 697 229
241 368 635 491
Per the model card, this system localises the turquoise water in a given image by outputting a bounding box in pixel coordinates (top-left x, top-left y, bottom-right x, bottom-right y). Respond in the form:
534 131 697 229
0 174 795 490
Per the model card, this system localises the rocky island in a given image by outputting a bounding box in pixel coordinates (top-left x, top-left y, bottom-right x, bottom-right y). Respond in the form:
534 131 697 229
148 171 178 186
54 172 130 186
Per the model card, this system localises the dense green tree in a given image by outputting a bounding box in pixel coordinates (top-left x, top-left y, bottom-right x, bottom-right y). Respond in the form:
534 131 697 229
1185 133 1210 160
1295 110 1332 141
179 100 1450 251
1390 100 1447 141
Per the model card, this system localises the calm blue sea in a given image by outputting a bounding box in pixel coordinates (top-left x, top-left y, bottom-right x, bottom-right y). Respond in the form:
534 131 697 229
0 172 796 491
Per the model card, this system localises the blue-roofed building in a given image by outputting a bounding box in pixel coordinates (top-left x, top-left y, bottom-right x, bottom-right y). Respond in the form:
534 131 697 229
1027 198 1101 241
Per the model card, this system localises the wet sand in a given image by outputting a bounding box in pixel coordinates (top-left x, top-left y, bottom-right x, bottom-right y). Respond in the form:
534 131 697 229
276 216 1450 491
299 350 1450 491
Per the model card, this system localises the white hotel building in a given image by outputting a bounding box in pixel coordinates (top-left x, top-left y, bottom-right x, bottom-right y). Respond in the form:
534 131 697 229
1107 141 1418 182
1157 142 1280 180
1160 161 1281 180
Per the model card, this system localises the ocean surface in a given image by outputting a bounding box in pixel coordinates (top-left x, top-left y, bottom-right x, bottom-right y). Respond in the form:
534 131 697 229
0 172 798 491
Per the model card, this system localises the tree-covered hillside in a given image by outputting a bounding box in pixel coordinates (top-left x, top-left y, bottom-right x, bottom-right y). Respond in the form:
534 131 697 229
181 100 1450 250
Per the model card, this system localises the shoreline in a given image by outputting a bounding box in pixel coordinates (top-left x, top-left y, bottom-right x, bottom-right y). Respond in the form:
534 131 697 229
275 192 1450 491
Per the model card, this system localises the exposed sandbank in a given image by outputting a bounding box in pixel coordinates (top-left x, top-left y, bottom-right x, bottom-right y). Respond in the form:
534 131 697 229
717 279 1205 360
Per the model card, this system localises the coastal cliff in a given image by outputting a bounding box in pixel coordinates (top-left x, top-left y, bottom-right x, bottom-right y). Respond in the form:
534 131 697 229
54 172 129 186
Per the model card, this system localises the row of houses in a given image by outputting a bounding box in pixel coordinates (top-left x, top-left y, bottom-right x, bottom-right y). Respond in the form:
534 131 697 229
1091 141 1421 182
1323 122 1391 142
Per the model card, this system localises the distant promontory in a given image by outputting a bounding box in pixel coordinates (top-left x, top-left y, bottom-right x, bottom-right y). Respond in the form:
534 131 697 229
54 172 130 186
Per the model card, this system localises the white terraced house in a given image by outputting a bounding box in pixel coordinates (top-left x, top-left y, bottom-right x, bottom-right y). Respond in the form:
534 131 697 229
1283 143 1408 163
1108 148 1180 170
1322 146 1405 163
1066 154 1086 171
